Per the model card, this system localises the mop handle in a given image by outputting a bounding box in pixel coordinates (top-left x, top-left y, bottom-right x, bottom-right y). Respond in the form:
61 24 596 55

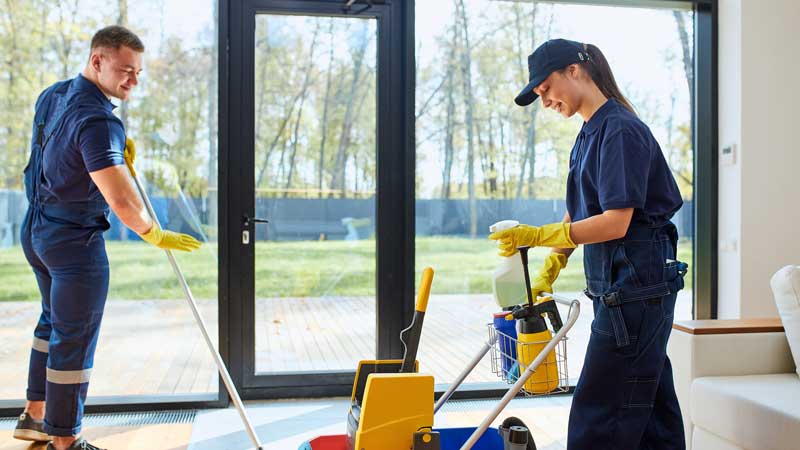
434 340 493 414
400 267 434 373
459 295 581 450
129 171 265 450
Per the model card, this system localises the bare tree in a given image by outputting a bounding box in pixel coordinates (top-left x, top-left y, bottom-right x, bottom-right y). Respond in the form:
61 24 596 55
673 10 694 188
514 2 539 199
284 25 321 197
673 11 693 115
255 47 305 189
2 0 24 187
456 0 477 237
55 0 80 79
441 23 458 199
317 19 335 198
330 23 370 197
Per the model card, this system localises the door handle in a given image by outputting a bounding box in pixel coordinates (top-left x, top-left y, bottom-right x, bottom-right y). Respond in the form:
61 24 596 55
242 214 269 244
242 214 269 228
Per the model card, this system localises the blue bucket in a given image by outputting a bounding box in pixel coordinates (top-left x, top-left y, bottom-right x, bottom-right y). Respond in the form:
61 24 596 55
300 427 502 450
435 427 502 450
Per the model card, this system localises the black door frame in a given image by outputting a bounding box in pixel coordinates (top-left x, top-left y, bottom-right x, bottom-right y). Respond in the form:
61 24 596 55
221 0 415 399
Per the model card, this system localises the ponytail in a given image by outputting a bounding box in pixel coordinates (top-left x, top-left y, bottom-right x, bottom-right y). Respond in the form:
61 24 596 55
567 43 636 115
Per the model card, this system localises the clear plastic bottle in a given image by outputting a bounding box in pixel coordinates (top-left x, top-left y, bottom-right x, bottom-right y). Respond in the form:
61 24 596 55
490 220 528 308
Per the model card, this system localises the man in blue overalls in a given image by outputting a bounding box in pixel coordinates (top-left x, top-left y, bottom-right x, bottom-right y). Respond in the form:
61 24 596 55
491 39 688 449
14 26 201 450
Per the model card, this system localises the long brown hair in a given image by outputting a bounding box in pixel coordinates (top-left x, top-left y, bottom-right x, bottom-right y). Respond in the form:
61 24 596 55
561 43 636 115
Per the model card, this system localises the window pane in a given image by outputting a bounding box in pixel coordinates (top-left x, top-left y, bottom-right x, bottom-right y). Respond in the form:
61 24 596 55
0 0 219 402
415 0 694 385
252 15 378 374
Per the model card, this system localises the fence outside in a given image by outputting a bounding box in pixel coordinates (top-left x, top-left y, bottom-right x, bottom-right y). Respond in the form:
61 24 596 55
0 190 694 246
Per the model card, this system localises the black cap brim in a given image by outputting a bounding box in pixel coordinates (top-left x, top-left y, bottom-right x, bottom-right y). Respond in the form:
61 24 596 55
514 74 546 106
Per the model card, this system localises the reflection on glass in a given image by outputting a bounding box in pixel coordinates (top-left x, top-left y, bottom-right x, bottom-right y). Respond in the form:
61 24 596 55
0 1 219 401
253 15 377 374
414 1 694 384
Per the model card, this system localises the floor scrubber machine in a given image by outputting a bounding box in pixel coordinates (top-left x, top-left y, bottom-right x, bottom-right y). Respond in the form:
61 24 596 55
301 250 581 450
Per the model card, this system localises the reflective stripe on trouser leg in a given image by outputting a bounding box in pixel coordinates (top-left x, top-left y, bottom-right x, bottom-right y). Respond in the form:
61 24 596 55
37 238 109 437
32 337 49 353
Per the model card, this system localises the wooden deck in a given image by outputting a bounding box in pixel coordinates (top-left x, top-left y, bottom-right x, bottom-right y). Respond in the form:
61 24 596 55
0 292 692 400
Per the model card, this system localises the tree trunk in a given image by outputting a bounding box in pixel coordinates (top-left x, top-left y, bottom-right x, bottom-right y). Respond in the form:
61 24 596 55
456 0 477 237
254 26 271 179
284 26 320 197
255 89 302 187
673 11 694 115
673 11 694 187
514 3 538 199
487 111 496 198
330 23 369 197
475 115 489 196
526 105 538 198
317 19 335 198
500 114 508 198
441 23 458 200
4 1 20 187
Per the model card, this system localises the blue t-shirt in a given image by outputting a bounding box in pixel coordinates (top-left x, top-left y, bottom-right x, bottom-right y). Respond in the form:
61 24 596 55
35 74 126 204
565 98 683 225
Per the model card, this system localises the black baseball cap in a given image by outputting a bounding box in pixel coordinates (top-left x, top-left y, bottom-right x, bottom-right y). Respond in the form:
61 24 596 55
514 39 591 106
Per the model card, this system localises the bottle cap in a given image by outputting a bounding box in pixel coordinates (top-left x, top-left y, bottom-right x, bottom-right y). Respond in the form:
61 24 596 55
489 219 519 233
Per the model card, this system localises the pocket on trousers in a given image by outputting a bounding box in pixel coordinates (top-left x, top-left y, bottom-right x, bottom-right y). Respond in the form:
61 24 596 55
624 377 658 408
591 300 645 340
610 243 643 287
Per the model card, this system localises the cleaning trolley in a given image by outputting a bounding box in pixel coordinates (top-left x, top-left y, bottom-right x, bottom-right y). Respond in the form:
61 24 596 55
301 244 582 450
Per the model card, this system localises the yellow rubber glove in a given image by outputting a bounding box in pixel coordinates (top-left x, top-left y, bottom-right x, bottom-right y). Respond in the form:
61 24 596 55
489 222 576 257
124 137 137 177
531 252 568 301
139 223 202 252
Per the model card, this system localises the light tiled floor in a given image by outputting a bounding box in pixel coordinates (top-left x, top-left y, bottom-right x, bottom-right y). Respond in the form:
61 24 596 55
0 395 572 450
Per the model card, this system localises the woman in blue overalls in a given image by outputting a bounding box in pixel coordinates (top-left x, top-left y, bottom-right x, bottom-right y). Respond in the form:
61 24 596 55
490 39 688 449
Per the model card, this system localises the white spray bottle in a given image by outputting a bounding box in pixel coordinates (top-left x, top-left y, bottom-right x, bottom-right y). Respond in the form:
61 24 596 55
490 220 528 308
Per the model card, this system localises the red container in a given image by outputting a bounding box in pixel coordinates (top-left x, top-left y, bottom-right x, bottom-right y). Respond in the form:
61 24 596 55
300 434 347 450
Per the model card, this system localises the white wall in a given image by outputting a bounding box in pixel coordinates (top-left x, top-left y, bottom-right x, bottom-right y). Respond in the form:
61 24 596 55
717 0 800 318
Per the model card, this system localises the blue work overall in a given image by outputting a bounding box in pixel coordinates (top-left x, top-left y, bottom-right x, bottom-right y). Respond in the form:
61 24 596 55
567 221 687 449
21 78 117 437
564 99 687 449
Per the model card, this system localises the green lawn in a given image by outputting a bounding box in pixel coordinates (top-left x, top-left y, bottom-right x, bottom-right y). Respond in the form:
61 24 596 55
0 237 693 301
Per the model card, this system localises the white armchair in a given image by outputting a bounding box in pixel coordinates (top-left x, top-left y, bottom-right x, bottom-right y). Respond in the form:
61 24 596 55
667 265 800 450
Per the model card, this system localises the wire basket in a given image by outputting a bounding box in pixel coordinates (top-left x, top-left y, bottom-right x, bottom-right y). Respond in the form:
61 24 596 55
487 323 569 396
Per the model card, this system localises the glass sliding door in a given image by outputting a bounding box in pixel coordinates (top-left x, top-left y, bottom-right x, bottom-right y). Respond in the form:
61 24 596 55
252 14 378 375
225 0 412 398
